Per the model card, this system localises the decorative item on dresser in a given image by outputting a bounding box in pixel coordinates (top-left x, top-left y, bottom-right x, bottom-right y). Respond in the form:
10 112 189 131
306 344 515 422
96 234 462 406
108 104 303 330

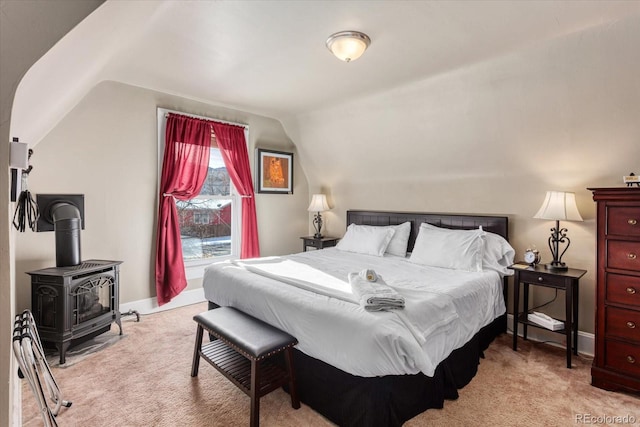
589 187 640 393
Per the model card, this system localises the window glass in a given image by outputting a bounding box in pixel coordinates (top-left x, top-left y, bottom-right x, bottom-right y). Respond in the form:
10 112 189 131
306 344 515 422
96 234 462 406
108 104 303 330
175 147 233 260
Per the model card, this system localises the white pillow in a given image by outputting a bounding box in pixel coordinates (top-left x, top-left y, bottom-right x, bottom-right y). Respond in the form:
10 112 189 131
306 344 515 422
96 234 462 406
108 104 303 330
409 223 484 272
481 228 515 276
336 224 396 257
385 222 411 257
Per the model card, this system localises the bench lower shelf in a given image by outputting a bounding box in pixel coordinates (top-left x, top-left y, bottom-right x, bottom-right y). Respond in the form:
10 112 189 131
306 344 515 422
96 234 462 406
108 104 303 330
200 340 290 397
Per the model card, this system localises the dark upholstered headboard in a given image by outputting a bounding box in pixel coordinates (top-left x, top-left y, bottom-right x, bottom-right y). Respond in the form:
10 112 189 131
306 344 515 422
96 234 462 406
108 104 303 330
346 210 509 253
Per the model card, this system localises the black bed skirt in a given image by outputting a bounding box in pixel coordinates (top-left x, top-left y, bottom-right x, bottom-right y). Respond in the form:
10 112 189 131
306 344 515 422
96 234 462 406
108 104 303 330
287 314 506 427
207 301 505 426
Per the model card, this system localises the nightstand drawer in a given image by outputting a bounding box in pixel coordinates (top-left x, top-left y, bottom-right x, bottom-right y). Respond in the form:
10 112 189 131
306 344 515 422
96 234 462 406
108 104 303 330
605 340 640 377
607 241 640 271
605 306 640 342
305 240 322 249
300 236 339 252
518 271 566 288
606 273 640 307
608 206 640 237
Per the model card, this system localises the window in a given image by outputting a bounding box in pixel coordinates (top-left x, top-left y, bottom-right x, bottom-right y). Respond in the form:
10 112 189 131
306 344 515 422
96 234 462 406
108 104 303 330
175 147 234 260
157 109 244 277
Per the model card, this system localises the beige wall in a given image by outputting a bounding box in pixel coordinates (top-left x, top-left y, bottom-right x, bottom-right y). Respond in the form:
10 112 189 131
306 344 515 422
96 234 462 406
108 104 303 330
1 1 104 424
283 13 640 334
5 7 640 425
14 81 308 310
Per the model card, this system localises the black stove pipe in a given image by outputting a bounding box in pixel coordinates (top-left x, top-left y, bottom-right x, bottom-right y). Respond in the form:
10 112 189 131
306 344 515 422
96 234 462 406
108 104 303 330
51 202 82 267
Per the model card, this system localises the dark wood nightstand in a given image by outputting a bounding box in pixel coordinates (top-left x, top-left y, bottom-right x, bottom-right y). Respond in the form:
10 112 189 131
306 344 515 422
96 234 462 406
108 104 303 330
510 264 587 368
300 236 339 252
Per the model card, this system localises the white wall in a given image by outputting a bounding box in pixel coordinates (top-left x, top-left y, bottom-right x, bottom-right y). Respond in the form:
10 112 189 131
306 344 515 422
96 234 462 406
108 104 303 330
14 81 308 310
283 13 640 334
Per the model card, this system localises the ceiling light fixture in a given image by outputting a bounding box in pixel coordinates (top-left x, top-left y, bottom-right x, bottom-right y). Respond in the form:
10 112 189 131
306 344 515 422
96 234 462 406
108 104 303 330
326 31 371 62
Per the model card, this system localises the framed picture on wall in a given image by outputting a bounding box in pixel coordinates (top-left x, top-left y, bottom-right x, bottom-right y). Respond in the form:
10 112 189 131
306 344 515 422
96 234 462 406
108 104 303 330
256 148 293 194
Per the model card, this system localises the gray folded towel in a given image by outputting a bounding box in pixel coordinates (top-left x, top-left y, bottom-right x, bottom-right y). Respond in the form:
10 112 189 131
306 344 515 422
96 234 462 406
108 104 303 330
349 269 405 311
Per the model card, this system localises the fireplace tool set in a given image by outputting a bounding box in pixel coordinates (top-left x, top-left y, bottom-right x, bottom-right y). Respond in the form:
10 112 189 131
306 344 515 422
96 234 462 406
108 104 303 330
13 310 72 426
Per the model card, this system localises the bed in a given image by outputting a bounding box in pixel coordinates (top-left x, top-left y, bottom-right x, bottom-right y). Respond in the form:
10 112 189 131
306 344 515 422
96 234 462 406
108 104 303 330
202 210 512 426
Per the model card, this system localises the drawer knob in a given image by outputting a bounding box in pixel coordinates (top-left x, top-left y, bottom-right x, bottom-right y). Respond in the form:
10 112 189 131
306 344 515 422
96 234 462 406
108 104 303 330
537 276 544 282
628 321 637 329
629 253 638 260
629 219 638 225
628 355 636 364
628 287 637 295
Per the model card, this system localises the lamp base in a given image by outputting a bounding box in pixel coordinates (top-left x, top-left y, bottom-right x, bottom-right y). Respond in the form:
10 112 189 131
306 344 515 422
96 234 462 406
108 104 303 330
312 212 324 240
545 262 568 272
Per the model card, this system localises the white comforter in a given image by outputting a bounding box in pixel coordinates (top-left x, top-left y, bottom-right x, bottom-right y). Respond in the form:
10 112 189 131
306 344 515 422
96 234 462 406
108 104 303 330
202 248 505 377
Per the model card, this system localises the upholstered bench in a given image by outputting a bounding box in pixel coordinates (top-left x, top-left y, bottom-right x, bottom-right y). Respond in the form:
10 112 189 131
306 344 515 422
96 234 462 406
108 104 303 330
191 307 300 427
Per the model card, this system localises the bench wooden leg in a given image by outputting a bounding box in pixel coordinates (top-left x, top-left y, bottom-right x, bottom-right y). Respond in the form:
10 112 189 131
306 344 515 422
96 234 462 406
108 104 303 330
192 308 299 426
250 359 260 427
284 348 300 409
191 324 204 377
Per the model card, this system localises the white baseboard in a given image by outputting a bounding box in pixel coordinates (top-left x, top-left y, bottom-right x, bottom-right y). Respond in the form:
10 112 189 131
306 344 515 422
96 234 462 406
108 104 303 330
119 287 206 316
506 314 594 357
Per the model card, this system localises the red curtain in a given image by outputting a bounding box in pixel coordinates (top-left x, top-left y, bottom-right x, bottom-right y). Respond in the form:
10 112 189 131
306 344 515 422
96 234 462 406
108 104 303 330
155 114 211 305
212 122 260 259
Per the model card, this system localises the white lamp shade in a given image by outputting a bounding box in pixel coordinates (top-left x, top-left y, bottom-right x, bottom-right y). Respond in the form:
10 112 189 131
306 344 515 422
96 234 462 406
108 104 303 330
326 31 371 62
308 194 330 212
534 191 583 221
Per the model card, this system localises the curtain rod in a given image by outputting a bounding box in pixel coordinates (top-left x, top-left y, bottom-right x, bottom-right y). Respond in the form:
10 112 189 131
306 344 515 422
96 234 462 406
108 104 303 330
160 108 248 130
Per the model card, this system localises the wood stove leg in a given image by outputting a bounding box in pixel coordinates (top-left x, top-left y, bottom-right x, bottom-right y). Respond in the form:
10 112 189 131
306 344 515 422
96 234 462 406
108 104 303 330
114 311 122 335
120 309 140 322
57 341 71 365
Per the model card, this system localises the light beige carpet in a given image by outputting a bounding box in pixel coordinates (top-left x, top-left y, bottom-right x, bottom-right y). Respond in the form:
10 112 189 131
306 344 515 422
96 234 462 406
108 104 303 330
22 302 639 426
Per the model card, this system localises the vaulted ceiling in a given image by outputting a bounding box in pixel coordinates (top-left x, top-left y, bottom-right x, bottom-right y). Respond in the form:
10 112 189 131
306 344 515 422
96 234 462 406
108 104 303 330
11 0 640 146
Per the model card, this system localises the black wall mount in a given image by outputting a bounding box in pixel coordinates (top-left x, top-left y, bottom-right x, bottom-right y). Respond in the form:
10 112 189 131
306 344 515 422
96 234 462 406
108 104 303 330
36 194 85 232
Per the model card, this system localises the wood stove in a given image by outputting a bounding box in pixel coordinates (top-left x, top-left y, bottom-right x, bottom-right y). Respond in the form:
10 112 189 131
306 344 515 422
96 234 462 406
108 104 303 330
27 260 123 364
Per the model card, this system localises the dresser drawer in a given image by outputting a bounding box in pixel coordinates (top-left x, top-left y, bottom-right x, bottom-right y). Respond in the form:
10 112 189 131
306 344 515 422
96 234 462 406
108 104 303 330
605 340 640 377
605 306 640 342
607 273 640 307
607 240 640 271
608 206 640 237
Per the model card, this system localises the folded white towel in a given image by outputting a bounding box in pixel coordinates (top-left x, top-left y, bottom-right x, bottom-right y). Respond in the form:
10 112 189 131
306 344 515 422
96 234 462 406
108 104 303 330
349 269 405 312
359 269 377 282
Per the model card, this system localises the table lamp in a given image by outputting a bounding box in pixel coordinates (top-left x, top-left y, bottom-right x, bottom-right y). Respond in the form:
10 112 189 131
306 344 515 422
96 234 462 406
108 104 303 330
307 194 330 239
534 190 583 271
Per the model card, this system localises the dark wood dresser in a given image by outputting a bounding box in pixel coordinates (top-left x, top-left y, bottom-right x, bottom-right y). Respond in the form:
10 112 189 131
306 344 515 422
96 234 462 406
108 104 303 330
589 187 640 393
